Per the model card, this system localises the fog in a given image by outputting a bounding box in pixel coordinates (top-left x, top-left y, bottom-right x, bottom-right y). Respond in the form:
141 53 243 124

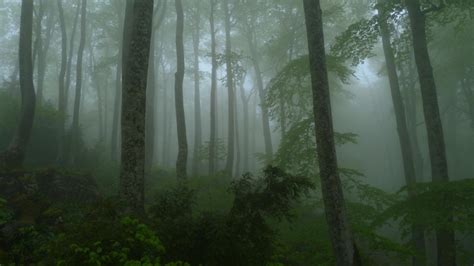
0 0 473 265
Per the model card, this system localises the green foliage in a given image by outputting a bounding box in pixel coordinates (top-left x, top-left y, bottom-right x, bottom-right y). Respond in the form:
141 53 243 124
374 179 474 235
195 138 227 162
148 166 314 266
43 200 165 265
0 91 63 166
0 197 12 226
330 17 379 66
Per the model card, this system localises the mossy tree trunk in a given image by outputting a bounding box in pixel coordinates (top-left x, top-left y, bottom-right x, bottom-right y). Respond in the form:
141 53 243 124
119 0 154 214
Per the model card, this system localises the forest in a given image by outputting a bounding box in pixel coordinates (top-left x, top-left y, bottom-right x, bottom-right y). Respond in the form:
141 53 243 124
0 0 473 265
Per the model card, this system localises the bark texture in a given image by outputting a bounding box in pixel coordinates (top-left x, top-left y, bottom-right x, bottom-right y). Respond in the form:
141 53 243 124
69 0 87 164
0 0 36 170
56 0 67 163
303 1 359 265
377 1 426 264
224 0 235 176
406 1 456 265
174 0 188 180
119 0 154 214
208 0 217 174
192 3 202 176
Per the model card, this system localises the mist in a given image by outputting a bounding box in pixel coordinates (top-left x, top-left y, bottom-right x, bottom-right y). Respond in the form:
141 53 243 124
0 0 473 265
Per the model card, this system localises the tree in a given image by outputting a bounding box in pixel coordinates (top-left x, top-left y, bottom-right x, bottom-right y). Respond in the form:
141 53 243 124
191 1 202 176
174 0 187 180
376 1 425 264
208 0 218 174
0 0 36 170
119 0 154 214
223 0 235 176
34 0 55 106
303 1 360 265
145 0 167 175
56 0 67 163
406 0 456 265
68 0 87 164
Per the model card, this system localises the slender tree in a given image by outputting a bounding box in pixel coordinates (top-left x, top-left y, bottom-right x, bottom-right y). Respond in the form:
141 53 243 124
56 0 67 163
68 0 87 164
192 2 202 176
406 0 456 264
223 0 235 176
119 0 154 214
64 0 80 117
0 0 36 170
111 1 125 161
303 1 360 265
376 1 426 264
208 0 218 174
174 0 188 180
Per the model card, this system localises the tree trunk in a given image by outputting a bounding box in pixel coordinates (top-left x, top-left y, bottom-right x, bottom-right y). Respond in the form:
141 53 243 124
64 0 80 119
377 1 426 264
192 3 202 177
119 0 154 214
35 0 55 107
224 0 235 176
56 0 67 163
208 0 217 175
68 0 87 164
0 0 36 170
245 24 273 161
238 84 249 173
174 0 188 180
111 1 125 162
145 31 156 175
303 1 360 265
406 0 456 265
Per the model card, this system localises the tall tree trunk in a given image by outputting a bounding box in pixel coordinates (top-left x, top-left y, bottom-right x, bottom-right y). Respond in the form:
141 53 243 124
36 0 55 107
174 0 188 180
208 0 217 175
245 23 273 161
64 0 80 118
0 0 36 170
89 45 104 143
56 0 67 163
192 3 202 176
406 1 456 265
145 31 156 175
111 1 125 162
68 0 87 164
238 84 249 173
119 0 154 214
303 1 360 265
377 1 426 264
223 0 235 176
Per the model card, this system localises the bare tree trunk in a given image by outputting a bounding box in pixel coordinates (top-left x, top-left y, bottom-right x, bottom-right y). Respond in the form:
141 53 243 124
406 1 456 265
244 21 273 161
208 0 218 175
64 0 80 119
223 0 235 176
238 84 250 173
68 0 87 164
56 0 67 163
303 1 360 265
192 3 202 176
111 2 126 162
174 0 188 180
89 44 104 143
377 1 426 264
0 0 36 170
119 0 154 214
35 0 55 107
145 32 156 175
